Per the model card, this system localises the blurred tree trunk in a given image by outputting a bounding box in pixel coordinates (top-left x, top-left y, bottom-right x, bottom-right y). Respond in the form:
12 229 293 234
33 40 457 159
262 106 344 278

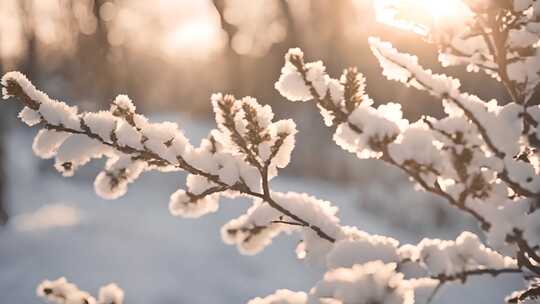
0 107 7 226
0 59 8 226
213 0 299 97
92 0 115 102
0 0 41 224
19 0 38 80
74 0 115 107
212 0 244 96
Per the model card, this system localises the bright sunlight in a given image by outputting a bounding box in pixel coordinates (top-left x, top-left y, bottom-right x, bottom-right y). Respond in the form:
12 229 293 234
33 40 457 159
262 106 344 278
376 0 472 36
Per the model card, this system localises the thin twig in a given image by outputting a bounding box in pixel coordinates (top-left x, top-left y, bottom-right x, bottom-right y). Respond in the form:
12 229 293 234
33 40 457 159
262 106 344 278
4 79 338 244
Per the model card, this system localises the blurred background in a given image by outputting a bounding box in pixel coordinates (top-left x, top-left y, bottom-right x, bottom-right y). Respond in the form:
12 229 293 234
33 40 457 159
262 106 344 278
0 0 523 303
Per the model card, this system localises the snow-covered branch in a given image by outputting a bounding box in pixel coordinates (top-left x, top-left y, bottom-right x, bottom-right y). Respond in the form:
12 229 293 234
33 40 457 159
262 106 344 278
7 1 540 302
36 277 123 304
376 0 540 152
275 47 495 228
0 71 337 244
3 69 525 303
368 37 540 199
268 2 540 301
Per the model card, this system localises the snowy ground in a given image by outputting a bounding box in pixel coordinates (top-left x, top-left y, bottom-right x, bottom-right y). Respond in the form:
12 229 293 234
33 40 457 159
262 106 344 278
0 114 524 303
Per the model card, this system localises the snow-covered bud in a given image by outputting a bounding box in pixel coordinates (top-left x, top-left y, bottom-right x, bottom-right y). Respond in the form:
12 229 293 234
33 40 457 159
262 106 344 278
248 289 307 304
168 189 220 218
309 261 414 304
275 48 312 102
98 283 124 304
340 67 366 114
37 277 96 304
110 95 136 126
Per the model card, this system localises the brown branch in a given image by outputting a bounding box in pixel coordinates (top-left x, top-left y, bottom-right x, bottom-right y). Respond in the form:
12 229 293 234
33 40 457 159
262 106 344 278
380 146 492 230
378 53 539 201
271 220 305 227
479 13 523 104
186 185 230 204
260 164 336 243
4 78 337 244
477 11 540 171
427 267 522 303
216 95 263 170
440 43 498 72
286 56 492 229
289 54 349 124
509 229 540 266
431 267 522 283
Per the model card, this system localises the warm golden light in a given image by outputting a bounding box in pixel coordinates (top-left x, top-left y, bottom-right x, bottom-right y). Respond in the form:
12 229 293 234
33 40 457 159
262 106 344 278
163 20 225 59
418 0 471 24
376 0 472 36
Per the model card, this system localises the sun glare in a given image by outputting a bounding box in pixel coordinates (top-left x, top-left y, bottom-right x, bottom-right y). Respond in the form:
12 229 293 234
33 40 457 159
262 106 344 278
419 0 468 21
163 19 226 60
167 22 217 50
377 0 472 36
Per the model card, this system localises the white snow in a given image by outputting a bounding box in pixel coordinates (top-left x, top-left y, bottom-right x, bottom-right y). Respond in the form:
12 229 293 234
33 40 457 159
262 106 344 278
248 289 307 304
12 203 82 232
98 283 124 304
0 116 523 304
2 65 532 303
308 261 414 304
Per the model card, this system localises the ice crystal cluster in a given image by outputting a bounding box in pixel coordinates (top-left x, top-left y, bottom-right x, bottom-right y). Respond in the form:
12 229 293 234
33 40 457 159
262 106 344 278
4 0 540 303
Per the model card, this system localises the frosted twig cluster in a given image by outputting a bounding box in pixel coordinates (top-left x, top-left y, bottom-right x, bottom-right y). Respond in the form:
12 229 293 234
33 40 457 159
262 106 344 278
4 0 540 303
